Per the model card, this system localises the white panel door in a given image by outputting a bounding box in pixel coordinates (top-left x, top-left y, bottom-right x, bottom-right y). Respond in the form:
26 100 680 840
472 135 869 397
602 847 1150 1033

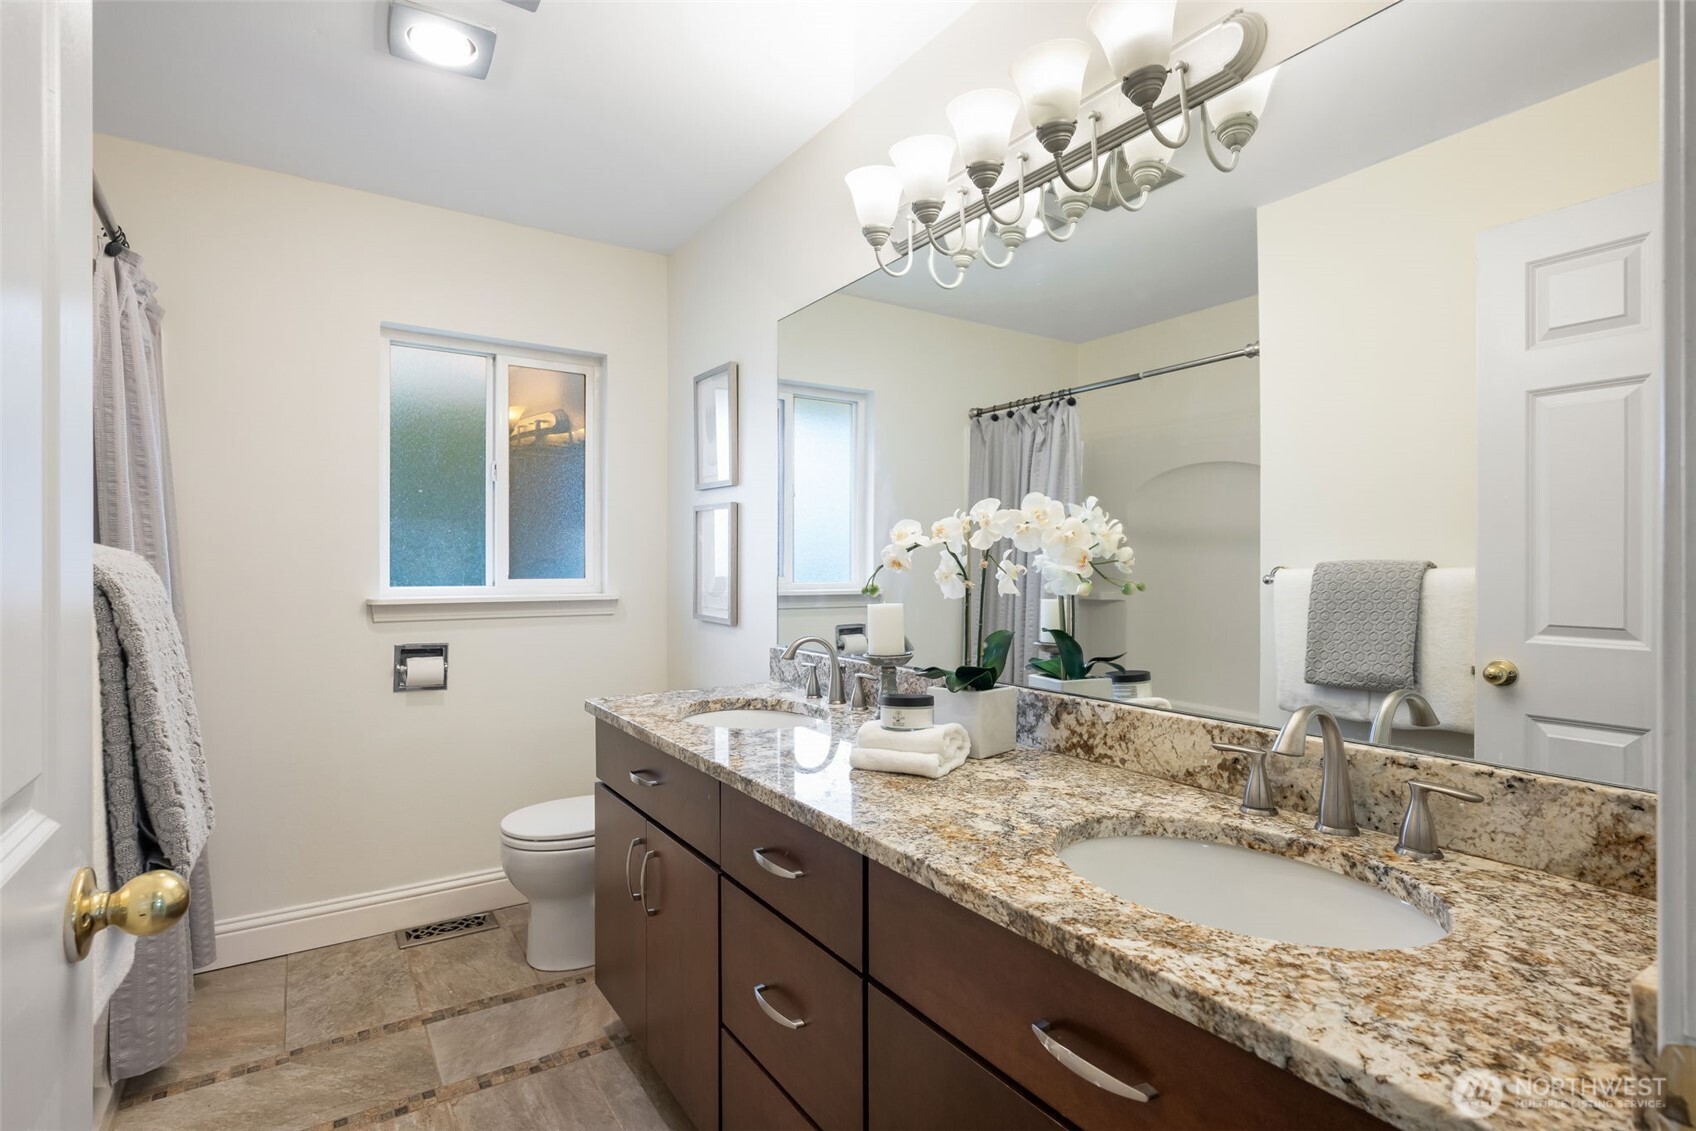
1476 183 1661 788
0 1 96 1127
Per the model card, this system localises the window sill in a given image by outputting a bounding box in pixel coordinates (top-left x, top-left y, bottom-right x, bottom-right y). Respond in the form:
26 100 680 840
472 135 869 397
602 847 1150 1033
366 593 620 623
778 590 870 610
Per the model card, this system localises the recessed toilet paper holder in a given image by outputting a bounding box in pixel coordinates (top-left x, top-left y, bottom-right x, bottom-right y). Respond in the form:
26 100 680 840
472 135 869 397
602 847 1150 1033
394 644 448 692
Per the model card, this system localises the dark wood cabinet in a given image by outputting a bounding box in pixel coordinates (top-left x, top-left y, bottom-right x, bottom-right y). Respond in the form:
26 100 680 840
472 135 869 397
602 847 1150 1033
722 1030 815 1131
720 786 865 968
641 821 720 1131
868 987 1062 1131
593 785 647 1045
596 721 721 861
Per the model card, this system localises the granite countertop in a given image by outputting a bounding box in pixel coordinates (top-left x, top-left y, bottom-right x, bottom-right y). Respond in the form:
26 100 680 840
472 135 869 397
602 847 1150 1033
586 685 1658 1131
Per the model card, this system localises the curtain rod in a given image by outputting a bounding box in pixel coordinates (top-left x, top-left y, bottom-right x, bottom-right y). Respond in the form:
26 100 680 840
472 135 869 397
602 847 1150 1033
968 341 1260 419
92 173 129 255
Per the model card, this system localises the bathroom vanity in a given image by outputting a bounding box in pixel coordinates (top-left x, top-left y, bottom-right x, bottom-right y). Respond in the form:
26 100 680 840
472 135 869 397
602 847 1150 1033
588 682 1657 1131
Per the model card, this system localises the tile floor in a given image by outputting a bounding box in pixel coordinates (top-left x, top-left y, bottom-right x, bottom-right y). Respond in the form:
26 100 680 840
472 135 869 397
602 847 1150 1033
113 905 690 1131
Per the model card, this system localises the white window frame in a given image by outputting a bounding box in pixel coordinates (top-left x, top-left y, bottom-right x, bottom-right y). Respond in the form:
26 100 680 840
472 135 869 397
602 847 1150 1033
777 382 872 597
377 327 606 603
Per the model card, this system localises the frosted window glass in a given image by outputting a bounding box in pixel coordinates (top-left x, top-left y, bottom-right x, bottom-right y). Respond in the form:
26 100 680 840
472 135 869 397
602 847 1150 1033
508 365 588 580
791 395 855 583
389 344 489 587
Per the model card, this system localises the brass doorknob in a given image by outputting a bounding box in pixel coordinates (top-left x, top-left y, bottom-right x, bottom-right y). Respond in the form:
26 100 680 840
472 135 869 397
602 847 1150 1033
64 866 190 962
1481 659 1519 687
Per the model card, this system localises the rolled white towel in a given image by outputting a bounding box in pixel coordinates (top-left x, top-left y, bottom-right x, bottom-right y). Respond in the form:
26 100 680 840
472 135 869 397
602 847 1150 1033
850 721 970 779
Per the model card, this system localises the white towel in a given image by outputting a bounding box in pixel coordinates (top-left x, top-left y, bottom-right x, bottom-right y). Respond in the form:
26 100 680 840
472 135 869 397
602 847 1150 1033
850 721 970 779
1401 567 1475 734
1272 569 1371 722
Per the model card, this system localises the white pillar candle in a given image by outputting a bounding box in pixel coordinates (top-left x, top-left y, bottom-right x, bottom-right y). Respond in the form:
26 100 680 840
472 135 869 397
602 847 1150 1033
1040 598 1062 641
867 603 905 655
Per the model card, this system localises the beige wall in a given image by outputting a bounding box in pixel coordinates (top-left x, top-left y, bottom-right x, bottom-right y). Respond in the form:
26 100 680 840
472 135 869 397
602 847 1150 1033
94 136 669 933
1073 298 1260 720
1255 61 1660 727
776 295 1073 669
666 1 1394 689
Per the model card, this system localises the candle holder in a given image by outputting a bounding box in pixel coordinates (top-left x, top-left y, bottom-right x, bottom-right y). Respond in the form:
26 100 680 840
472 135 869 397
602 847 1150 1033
862 651 915 701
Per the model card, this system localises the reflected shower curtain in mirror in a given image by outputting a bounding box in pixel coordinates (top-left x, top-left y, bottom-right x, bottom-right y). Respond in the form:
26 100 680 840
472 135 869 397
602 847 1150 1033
94 248 217 1079
969 402 1082 681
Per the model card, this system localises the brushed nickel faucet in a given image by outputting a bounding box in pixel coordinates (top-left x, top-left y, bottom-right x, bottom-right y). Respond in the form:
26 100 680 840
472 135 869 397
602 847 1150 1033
1369 689 1440 746
1212 742 1303 816
1395 780 1483 860
781 636 846 705
1273 704 1359 836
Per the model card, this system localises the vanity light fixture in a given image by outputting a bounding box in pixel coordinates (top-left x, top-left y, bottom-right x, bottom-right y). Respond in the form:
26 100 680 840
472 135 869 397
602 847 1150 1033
388 1 497 79
843 6 1276 290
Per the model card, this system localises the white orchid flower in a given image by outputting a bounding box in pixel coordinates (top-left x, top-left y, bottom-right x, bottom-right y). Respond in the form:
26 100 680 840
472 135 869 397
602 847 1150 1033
1020 492 1065 529
968 525 1001 551
1045 567 1085 595
881 544 914 573
1010 513 1046 553
968 498 1002 528
932 512 970 553
1041 516 1090 554
1077 578 1094 598
1048 543 1092 576
889 519 929 547
933 558 967 600
1069 495 1104 523
996 550 1027 596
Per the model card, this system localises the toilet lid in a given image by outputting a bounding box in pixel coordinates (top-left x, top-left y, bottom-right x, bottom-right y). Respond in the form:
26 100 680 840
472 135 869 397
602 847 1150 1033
501 795 595 843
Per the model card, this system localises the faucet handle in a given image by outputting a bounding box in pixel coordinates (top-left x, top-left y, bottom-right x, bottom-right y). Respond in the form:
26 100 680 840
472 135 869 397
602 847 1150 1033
801 660 823 699
850 672 879 711
1395 779 1484 860
1212 742 1302 816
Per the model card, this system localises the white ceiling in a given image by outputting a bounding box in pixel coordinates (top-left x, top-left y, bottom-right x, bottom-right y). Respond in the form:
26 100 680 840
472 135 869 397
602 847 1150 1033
843 0 1658 342
92 0 973 253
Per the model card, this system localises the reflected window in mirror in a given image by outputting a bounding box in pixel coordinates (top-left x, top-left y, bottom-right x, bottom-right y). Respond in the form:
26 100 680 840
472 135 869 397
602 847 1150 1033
778 384 871 594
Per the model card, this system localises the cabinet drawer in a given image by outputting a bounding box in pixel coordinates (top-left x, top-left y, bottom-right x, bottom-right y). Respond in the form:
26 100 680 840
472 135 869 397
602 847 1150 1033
596 721 720 862
868 864 1387 1131
868 986 1061 1131
721 786 864 968
722 1029 815 1131
721 879 863 1131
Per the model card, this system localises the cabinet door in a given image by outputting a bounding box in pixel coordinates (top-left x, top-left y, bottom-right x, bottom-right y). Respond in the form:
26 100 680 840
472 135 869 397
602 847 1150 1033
594 785 648 1044
722 1029 815 1131
644 821 721 1131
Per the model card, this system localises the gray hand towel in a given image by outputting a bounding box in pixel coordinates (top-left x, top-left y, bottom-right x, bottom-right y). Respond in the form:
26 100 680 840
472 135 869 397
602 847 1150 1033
1303 559 1433 692
93 543 214 881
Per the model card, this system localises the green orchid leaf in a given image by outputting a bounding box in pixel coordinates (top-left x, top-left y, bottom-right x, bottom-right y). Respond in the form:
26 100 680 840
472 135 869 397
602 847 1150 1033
952 666 998 692
1027 657 1061 678
915 666 954 682
979 629 1013 681
1050 629 1087 680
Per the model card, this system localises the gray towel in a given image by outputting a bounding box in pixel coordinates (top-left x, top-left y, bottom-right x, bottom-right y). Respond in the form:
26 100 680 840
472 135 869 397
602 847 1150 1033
93 544 214 880
1303 559 1433 691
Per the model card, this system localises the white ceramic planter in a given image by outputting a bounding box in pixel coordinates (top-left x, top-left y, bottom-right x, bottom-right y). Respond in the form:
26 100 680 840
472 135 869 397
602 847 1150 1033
1026 674 1116 701
934 685 1017 759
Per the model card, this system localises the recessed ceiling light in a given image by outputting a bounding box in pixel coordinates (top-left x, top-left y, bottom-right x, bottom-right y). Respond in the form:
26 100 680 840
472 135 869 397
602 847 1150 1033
387 1 496 80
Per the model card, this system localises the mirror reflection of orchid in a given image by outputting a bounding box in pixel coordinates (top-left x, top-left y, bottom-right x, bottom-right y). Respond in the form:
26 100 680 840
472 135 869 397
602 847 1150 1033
861 492 1143 685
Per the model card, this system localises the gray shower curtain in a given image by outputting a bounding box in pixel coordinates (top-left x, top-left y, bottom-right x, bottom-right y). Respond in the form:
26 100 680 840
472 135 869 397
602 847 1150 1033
968 401 1082 681
94 247 216 1079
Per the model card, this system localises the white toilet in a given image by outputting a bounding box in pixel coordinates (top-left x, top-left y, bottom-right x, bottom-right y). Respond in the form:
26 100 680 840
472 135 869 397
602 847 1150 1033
499 795 595 971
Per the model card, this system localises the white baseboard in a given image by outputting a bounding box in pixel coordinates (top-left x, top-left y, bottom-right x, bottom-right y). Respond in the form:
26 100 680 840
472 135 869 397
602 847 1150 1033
203 868 522 971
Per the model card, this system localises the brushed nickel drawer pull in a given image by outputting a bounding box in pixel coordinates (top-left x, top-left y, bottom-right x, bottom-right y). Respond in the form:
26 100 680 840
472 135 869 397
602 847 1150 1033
629 769 661 788
624 837 645 901
638 850 658 917
752 847 806 880
1031 1020 1156 1102
753 983 807 1030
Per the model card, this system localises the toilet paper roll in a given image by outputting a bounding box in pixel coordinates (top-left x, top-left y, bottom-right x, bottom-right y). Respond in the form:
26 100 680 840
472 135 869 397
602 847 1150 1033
840 633 869 655
404 655 446 690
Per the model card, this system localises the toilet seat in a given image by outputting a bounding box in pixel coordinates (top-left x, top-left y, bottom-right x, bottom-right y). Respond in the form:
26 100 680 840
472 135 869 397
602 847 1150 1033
501 796 595 850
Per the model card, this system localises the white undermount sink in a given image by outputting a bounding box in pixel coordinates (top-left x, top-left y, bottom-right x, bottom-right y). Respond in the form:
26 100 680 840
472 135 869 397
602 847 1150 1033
682 708 819 730
1059 835 1447 951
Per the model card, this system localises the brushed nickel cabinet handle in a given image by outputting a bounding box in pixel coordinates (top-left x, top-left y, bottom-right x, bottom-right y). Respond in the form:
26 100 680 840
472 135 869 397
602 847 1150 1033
753 983 807 1030
752 847 806 880
628 769 661 787
638 850 658 917
624 837 644 901
1031 1020 1156 1102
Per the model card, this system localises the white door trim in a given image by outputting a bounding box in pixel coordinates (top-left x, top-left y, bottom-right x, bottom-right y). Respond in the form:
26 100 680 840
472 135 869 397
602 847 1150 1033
1658 0 1695 1056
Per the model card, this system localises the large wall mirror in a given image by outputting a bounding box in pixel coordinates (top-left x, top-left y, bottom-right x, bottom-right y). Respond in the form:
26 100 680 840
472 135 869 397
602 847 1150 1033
775 0 1660 791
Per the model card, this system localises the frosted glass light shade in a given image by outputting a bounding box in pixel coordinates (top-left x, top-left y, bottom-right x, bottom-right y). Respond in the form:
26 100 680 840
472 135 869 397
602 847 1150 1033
1088 1 1177 79
947 89 1021 168
1011 39 1091 128
889 134 956 206
1123 123 1175 165
844 165 903 229
1209 65 1278 121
